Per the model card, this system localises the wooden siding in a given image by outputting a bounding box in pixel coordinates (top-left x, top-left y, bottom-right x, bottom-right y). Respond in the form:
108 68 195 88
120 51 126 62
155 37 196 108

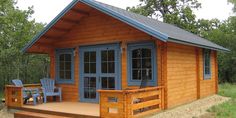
166 43 197 108
38 4 218 105
48 8 162 101
166 43 218 108
198 49 217 98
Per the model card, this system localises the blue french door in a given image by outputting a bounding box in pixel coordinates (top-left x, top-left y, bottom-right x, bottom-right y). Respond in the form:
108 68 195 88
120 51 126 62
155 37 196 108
79 44 120 103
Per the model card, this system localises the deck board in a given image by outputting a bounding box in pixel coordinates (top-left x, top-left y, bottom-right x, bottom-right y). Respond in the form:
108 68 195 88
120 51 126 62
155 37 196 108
22 102 99 117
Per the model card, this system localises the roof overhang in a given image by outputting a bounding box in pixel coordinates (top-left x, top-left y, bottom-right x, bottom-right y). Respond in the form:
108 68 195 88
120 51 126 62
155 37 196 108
22 0 229 53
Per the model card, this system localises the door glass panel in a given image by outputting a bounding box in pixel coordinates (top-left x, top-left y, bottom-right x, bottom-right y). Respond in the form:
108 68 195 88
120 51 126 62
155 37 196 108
101 51 108 61
84 51 96 74
90 52 96 62
108 62 115 73
101 50 115 74
102 62 107 73
108 50 114 61
101 77 115 90
84 77 96 99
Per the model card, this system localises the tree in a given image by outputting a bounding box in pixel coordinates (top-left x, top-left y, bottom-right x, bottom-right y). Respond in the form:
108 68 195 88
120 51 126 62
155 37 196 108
0 0 48 91
127 0 201 33
228 0 236 12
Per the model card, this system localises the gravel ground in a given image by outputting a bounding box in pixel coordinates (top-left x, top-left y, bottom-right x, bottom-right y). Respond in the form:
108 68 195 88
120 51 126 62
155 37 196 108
148 95 230 118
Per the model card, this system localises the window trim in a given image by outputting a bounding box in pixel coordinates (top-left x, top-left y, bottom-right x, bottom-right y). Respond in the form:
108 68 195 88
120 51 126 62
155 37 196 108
55 48 75 84
203 49 211 80
127 42 157 86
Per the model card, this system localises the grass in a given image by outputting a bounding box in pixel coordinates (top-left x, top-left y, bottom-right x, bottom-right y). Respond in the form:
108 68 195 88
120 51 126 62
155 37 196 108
0 91 3 99
208 83 236 118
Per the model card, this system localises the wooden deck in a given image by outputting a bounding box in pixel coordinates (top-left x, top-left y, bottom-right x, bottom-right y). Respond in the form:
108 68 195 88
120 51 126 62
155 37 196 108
6 85 164 118
21 102 99 118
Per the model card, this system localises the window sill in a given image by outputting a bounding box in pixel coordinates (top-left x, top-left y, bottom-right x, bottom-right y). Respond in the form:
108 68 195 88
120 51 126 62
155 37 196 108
56 79 75 84
127 81 156 86
204 75 211 80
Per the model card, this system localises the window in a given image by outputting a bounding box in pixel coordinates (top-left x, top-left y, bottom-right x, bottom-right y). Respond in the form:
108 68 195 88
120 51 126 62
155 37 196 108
56 49 74 84
203 49 211 79
127 43 157 86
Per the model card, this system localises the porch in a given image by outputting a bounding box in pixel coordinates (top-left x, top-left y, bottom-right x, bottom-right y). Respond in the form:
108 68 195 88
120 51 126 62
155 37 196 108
5 84 164 118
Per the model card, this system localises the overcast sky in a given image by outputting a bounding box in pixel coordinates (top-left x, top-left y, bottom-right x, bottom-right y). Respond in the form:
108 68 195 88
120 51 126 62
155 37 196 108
16 0 234 24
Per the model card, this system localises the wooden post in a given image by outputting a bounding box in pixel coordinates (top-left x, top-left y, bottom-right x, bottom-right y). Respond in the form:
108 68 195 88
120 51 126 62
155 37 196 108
196 48 200 99
161 43 168 109
214 51 219 94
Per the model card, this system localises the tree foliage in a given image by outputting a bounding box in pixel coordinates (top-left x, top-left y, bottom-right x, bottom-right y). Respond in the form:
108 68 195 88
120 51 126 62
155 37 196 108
128 0 236 83
0 0 49 91
127 0 201 33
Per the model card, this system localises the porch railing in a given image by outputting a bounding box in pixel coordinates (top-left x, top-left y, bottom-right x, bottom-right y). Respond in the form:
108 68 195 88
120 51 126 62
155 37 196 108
5 84 41 107
98 86 164 118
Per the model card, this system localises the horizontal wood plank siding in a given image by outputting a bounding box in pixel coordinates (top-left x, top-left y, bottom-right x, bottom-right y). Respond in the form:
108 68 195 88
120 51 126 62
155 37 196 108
166 43 197 108
198 49 217 98
48 8 161 102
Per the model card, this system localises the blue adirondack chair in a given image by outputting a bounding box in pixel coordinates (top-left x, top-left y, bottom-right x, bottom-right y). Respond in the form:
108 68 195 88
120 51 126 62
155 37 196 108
12 79 40 105
40 78 62 103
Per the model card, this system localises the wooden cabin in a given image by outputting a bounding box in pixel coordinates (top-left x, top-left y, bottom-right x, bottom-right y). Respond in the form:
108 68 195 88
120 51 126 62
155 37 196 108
5 0 229 117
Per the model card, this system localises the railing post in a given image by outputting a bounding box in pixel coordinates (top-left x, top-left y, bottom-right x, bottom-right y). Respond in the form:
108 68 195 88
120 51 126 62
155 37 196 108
5 85 23 108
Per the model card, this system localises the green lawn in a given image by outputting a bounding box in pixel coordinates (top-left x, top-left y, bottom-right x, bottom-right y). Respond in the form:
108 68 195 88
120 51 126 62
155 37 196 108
208 83 236 118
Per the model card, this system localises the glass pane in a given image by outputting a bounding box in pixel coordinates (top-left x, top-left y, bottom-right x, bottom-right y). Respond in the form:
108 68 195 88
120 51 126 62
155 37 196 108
90 52 96 62
65 71 71 80
142 69 152 80
84 89 89 98
84 77 89 87
132 69 141 80
101 77 108 89
132 59 141 68
90 63 96 73
108 50 114 61
142 49 151 57
84 77 96 99
84 63 89 73
132 49 142 58
90 77 96 87
84 52 89 62
102 62 107 73
142 58 151 68
59 55 64 61
108 62 115 73
101 51 107 61
65 54 71 61
59 70 64 79
65 62 71 70
59 62 65 70
108 77 115 89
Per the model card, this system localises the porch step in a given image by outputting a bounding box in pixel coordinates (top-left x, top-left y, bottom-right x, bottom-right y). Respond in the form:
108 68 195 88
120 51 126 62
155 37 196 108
14 111 71 118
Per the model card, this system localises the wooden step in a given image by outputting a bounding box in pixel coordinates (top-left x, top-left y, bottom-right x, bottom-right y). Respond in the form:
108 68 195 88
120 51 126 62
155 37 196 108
14 111 71 118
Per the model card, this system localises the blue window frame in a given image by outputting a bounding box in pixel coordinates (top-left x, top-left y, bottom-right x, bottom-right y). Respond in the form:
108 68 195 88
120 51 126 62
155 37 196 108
203 49 211 79
56 48 74 84
127 42 157 86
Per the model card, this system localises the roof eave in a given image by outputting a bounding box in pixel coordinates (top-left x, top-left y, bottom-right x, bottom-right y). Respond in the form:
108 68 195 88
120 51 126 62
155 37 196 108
21 0 80 53
168 38 230 52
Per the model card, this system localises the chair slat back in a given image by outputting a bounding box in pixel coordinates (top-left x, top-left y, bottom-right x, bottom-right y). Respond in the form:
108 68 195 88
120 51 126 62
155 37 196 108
12 79 24 87
40 78 55 93
12 79 27 98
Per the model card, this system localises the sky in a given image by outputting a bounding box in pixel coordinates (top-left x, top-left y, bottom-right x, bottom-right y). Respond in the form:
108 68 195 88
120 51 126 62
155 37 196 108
16 0 234 24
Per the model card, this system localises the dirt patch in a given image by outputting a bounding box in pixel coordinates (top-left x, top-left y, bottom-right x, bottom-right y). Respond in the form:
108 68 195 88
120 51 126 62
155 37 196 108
0 103 14 118
148 95 230 118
